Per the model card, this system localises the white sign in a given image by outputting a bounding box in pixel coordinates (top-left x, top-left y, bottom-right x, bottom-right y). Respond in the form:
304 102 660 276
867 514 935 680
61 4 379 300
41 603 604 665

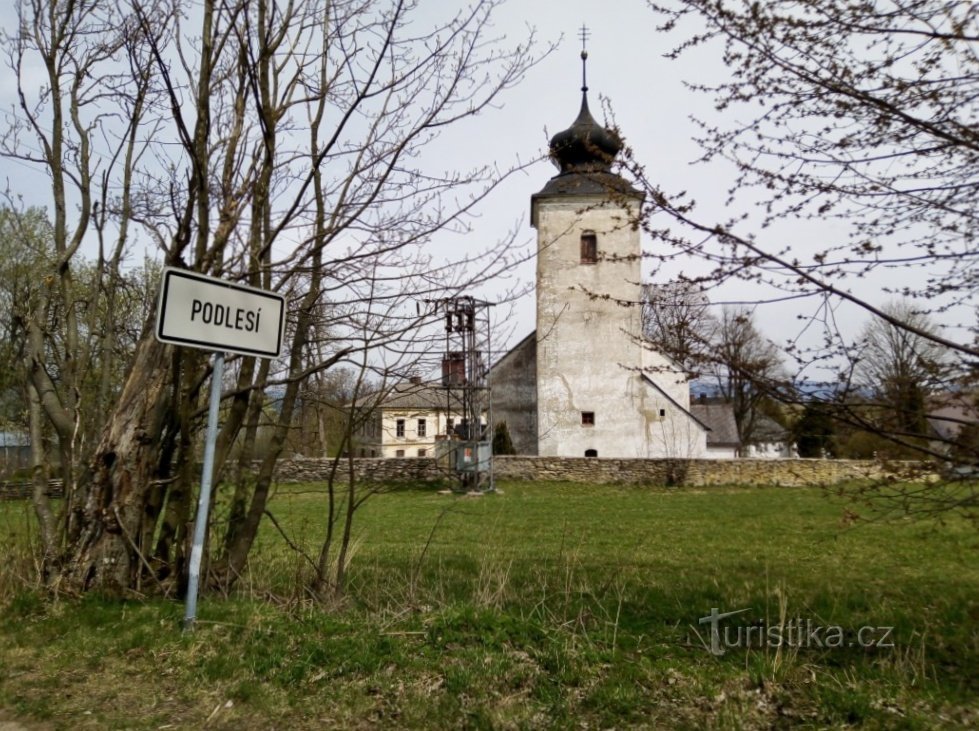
156 267 285 358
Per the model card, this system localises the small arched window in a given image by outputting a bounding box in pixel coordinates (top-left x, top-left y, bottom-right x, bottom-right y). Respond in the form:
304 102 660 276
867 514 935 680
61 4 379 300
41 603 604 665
580 232 597 264
585 449 598 458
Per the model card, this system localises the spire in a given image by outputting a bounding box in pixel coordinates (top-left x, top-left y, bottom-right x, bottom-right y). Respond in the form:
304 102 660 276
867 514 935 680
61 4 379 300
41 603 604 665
548 27 622 175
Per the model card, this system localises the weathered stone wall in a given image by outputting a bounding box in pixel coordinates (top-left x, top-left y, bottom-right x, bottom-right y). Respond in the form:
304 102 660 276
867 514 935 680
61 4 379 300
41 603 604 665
271 456 925 487
272 457 448 484
493 456 923 487
490 333 538 455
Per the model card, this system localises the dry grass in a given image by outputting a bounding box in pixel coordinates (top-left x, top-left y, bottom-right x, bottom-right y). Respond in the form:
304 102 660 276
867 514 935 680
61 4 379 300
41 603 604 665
0 481 976 729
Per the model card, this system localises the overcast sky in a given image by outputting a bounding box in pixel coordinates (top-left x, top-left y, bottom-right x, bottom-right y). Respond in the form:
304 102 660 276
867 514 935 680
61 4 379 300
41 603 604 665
427 0 965 373
424 0 844 357
0 0 741 339
1 0 961 377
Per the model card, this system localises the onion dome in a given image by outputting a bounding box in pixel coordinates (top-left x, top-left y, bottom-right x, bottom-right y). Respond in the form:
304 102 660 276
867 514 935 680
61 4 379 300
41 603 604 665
530 35 642 217
548 92 622 174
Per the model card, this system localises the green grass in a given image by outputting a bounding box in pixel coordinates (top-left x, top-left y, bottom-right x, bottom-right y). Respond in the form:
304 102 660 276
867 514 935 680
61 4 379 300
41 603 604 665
1 481 977 729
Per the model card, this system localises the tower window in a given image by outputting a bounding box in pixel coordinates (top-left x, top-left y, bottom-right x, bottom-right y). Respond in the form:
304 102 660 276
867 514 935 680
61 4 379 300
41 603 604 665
581 411 595 426
659 408 666 417
580 232 597 264
585 449 598 458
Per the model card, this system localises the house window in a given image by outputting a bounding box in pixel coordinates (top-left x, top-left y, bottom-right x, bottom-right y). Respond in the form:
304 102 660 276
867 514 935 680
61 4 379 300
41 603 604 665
396 418 405 437
417 418 427 437
580 232 597 264
446 417 454 434
359 448 365 457
585 449 598 458
417 448 427 457
395 449 405 457
581 411 595 426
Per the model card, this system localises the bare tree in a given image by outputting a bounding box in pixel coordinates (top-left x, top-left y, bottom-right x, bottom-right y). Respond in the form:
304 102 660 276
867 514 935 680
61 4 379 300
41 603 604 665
641 281 716 377
625 1 979 514
856 301 951 437
711 307 784 446
2 0 548 593
644 1 978 314
637 0 978 359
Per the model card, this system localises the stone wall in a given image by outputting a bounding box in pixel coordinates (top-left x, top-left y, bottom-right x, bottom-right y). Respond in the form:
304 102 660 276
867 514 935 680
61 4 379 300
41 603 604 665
493 456 923 487
489 333 538 455
272 457 448 484
271 456 925 487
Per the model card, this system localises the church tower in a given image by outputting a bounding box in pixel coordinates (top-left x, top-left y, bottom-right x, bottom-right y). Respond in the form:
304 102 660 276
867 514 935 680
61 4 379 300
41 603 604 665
529 43 706 458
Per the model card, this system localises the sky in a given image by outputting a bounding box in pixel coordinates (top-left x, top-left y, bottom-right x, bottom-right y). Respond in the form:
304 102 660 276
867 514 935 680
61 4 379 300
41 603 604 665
0 0 731 338
0 0 965 379
419 0 969 374
414 0 724 343
417 0 848 359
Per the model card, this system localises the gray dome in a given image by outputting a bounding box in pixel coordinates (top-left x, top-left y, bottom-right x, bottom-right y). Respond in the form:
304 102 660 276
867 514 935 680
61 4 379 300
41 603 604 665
548 92 622 174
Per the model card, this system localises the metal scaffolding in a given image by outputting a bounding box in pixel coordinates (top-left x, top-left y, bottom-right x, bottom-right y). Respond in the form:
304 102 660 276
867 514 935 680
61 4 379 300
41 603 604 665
425 296 495 492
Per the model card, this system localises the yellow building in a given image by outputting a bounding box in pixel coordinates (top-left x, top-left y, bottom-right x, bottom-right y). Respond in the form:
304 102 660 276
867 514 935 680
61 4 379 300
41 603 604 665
357 382 454 458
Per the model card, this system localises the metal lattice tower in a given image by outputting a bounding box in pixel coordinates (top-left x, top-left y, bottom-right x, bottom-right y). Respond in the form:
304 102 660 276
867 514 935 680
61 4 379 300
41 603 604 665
425 296 495 492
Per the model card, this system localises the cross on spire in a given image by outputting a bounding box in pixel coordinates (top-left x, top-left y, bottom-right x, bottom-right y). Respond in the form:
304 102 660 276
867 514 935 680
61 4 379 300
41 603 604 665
578 24 590 92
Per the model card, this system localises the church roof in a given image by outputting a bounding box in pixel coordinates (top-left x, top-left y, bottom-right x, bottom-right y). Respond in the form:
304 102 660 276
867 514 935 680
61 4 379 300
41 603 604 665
532 50 641 213
549 92 622 176
641 374 711 433
534 170 640 199
489 330 536 371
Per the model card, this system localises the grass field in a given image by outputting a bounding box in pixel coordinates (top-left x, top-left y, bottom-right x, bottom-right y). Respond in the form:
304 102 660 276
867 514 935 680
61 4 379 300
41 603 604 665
1 481 977 729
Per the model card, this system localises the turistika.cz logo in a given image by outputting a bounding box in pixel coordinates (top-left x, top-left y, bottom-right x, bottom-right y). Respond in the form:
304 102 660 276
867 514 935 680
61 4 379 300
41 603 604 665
692 607 896 656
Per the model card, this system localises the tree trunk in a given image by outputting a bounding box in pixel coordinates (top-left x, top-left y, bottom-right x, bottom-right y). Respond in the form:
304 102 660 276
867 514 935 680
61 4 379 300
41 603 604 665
60 336 171 594
27 380 58 577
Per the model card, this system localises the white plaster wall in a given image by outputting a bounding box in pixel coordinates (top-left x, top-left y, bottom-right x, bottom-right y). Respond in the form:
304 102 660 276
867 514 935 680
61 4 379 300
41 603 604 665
705 445 739 460
744 441 796 459
375 408 448 458
533 195 707 458
640 349 708 458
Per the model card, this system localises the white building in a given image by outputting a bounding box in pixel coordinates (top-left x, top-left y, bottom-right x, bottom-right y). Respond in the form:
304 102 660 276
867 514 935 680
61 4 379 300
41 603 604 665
690 403 740 459
491 68 709 459
356 382 453 459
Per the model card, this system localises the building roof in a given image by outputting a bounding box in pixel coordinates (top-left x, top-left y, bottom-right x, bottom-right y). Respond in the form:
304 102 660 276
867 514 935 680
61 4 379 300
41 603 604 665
927 393 979 442
489 330 536 372
751 414 791 444
531 75 641 220
375 382 448 411
533 171 641 200
641 374 711 433
690 404 740 447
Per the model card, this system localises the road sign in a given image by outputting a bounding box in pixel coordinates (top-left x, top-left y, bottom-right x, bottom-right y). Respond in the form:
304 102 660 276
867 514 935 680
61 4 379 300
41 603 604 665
156 267 285 358
156 267 287 629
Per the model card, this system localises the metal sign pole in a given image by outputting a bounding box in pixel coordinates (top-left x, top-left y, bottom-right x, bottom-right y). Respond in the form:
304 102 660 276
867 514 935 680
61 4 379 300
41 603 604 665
183 351 225 631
